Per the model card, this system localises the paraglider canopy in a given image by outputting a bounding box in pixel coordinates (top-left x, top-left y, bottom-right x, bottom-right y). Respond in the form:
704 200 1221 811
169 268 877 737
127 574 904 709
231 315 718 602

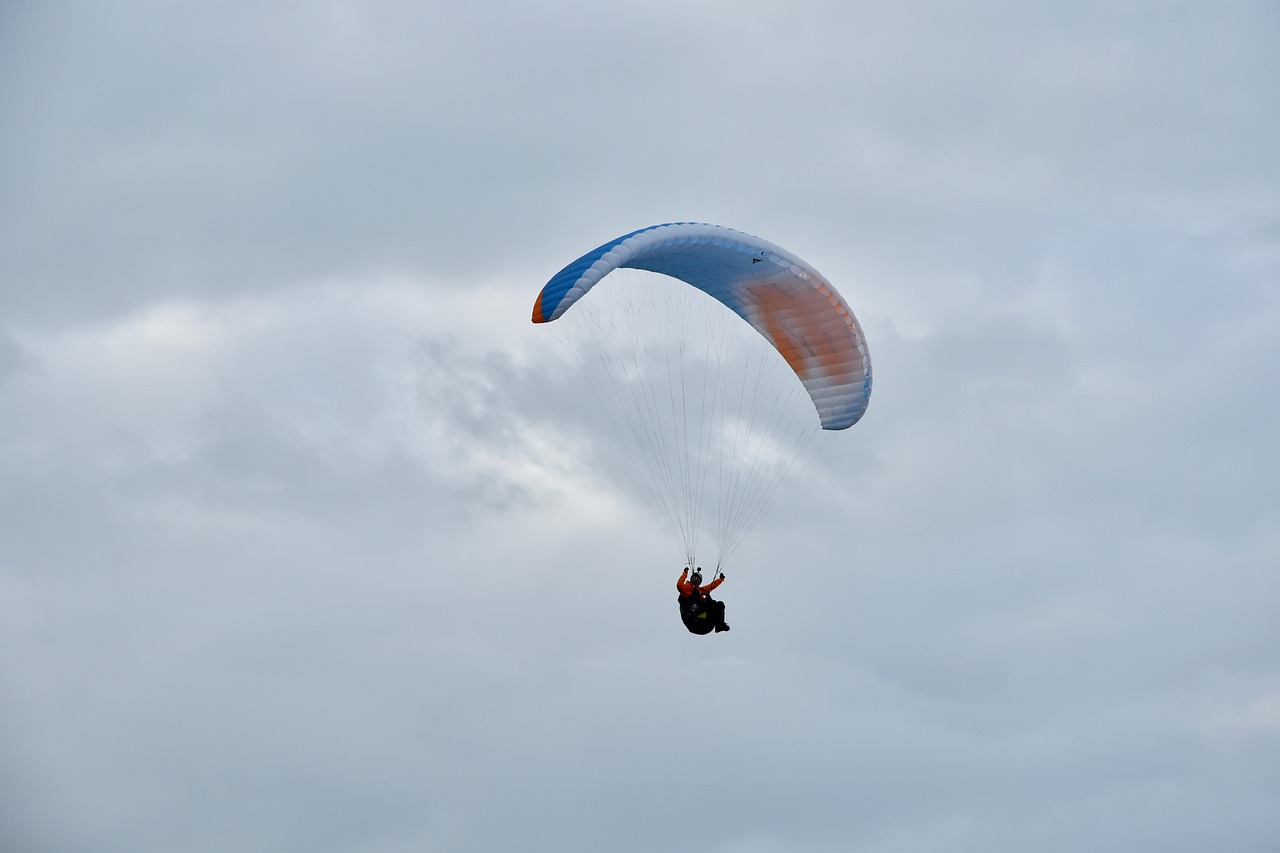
533 222 871 429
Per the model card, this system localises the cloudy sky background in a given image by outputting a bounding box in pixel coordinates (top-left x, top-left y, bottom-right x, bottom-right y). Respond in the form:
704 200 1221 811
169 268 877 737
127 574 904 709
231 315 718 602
2 2 1278 850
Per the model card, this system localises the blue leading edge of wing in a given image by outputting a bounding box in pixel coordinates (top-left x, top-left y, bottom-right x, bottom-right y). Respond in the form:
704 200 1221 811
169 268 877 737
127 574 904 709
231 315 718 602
535 224 700 322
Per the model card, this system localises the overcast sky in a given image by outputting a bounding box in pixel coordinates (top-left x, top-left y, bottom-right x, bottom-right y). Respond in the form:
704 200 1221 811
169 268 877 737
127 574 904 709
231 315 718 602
2 2 1278 851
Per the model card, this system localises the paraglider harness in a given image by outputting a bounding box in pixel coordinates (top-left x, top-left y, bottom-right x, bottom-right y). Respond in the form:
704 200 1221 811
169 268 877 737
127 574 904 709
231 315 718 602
678 570 722 635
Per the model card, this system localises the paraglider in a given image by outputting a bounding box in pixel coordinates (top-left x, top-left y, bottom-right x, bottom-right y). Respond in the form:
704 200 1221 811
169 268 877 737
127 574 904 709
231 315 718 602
533 222 871 633
676 567 729 634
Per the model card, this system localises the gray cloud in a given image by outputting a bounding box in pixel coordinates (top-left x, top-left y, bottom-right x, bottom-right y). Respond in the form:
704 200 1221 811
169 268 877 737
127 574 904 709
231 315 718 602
2 1 1278 851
